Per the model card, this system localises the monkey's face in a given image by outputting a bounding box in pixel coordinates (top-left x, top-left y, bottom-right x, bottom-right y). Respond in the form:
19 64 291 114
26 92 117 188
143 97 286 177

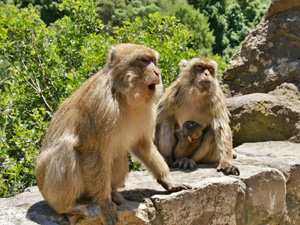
111 45 162 104
133 54 161 99
192 58 217 93
182 120 205 142
179 56 217 94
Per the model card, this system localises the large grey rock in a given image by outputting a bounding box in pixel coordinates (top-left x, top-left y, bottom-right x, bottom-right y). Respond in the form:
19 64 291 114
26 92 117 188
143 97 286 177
234 141 300 224
0 142 299 225
227 83 300 146
222 0 300 96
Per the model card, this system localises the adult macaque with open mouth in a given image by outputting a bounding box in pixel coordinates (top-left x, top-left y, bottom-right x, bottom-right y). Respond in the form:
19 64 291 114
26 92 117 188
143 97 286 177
35 43 190 225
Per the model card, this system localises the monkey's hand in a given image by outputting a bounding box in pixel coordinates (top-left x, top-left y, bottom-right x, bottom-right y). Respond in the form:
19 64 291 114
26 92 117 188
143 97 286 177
157 176 191 192
100 200 118 225
174 157 197 170
217 162 240 176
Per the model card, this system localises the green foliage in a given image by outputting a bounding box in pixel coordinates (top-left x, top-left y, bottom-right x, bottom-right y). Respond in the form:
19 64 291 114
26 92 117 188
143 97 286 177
4 0 64 25
0 0 225 197
98 0 160 26
188 0 271 61
0 0 111 197
112 13 197 85
170 2 214 54
97 0 214 53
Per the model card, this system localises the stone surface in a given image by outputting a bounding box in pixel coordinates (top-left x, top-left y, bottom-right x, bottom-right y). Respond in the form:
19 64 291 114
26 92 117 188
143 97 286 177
221 0 300 96
266 0 300 19
227 83 300 146
1 141 299 225
234 141 300 225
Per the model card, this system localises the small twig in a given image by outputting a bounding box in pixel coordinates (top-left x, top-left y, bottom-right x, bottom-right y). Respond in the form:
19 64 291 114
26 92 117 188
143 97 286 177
1 54 53 112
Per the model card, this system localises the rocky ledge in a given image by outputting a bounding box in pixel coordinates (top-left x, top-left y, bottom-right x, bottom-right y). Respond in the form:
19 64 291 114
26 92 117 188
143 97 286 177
0 141 299 225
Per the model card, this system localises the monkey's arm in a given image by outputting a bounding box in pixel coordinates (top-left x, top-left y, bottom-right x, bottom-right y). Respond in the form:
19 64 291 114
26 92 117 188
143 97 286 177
190 128 215 162
131 139 191 192
156 117 177 164
211 117 240 176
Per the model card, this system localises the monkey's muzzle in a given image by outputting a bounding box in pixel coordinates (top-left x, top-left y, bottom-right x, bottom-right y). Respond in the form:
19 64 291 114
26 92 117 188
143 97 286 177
148 83 156 90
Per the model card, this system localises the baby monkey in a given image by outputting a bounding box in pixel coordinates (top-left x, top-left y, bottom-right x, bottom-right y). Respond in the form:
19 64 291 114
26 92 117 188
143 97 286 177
173 121 206 170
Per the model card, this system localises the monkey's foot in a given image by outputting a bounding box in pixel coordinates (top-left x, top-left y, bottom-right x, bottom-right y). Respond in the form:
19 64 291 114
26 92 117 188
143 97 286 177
217 163 240 176
100 200 118 225
112 191 124 205
67 214 83 225
175 157 196 170
69 203 100 217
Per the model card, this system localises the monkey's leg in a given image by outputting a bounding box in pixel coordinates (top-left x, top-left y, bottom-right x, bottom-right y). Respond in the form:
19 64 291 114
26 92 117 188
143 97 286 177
190 128 215 163
157 119 177 164
132 139 191 192
81 152 118 225
111 154 128 205
36 141 87 216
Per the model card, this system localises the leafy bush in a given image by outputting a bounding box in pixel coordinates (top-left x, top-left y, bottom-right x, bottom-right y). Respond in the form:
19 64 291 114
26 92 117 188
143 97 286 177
98 0 215 53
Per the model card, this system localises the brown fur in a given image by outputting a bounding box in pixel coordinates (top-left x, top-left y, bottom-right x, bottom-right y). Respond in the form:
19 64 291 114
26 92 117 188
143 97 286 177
35 43 189 225
155 56 239 175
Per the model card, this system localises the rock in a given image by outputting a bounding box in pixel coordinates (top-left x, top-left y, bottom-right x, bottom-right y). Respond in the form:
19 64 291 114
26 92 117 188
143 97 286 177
227 83 300 146
234 141 300 224
221 0 300 96
1 141 299 225
266 0 300 19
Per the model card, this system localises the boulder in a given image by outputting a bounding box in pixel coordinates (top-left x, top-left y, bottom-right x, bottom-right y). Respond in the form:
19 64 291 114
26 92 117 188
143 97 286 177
0 142 299 225
234 141 300 225
221 0 300 96
220 0 300 146
227 83 300 146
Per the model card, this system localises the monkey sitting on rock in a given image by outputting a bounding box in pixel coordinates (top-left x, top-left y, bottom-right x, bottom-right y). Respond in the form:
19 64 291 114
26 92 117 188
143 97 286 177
35 43 190 225
156 56 240 176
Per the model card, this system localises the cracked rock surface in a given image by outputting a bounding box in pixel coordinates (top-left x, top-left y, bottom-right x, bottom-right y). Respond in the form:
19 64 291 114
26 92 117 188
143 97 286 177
221 0 300 96
0 141 299 225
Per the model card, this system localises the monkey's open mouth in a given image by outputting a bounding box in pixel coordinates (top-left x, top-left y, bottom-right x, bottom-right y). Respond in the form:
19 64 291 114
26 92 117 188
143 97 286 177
148 83 156 90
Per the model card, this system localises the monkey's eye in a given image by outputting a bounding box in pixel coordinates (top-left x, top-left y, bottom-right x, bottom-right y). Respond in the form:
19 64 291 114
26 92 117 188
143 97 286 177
209 68 214 74
196 65 205 70
139 57 151 65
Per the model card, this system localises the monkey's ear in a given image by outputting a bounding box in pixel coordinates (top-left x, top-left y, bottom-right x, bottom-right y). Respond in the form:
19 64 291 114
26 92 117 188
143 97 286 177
154 50 160 60
211 60 218 71
108 46 117 65
178 59 188 69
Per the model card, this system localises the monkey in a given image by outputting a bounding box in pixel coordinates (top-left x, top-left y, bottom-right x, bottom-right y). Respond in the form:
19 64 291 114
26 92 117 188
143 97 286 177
155 56 240 176
172 120 206 170
35 43 190 225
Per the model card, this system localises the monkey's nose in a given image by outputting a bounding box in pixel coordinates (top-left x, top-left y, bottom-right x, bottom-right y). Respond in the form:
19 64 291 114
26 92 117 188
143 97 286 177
154 68 160 77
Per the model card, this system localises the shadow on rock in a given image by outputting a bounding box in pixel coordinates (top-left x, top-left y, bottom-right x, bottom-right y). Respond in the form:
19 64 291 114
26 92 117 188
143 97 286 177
121 188 168 202
26 200 68 225
170 163 219 173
